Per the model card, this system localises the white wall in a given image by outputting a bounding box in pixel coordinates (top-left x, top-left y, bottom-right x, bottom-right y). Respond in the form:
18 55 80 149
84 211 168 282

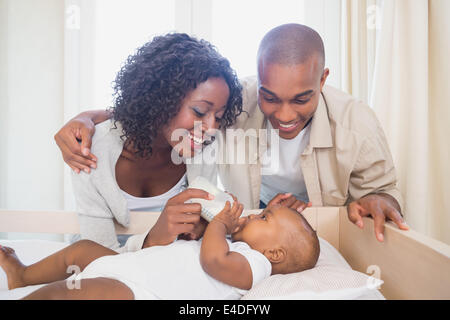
0 0 8 214
0 0 65 240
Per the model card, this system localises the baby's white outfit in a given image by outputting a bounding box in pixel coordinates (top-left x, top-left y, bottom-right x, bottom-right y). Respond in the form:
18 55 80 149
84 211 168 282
76 239 271 300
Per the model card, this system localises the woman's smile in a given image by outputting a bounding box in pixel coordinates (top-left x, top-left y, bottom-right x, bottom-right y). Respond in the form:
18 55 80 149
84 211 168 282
188 132 204 150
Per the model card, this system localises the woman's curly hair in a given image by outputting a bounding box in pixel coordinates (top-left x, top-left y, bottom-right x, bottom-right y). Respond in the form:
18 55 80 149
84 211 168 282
111 33 243 157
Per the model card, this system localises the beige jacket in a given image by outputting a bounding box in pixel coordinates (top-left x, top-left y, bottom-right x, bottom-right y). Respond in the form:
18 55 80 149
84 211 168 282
188 76 403 211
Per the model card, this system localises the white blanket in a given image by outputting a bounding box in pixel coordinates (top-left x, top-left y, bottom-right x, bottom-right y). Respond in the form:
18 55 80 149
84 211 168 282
0 238 384 300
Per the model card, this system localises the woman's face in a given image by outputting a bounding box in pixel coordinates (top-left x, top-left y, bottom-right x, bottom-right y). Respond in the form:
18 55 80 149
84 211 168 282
162 77 230 158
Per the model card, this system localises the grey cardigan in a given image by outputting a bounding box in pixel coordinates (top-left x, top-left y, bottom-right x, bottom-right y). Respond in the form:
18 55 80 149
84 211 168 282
71 120 216 253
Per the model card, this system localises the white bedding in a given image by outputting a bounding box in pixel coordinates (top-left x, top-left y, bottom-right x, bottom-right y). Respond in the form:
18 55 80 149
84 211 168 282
0 238 384 300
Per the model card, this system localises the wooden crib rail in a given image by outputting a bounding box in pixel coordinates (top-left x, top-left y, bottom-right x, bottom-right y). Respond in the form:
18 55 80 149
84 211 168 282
0 210 159 235
0 208 340 248
0 209 267 235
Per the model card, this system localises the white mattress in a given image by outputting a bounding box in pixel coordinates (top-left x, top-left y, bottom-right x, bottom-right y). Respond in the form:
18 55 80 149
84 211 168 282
0 238 384 300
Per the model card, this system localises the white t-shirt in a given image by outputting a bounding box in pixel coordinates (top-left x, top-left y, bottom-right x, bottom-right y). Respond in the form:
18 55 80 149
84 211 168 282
121 174 187 212
116 174 187 246
78 239 272 300
260 120 311 205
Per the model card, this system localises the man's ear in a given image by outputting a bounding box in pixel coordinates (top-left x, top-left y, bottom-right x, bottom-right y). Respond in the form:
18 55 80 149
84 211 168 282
320 68 330 91
263 247 287 264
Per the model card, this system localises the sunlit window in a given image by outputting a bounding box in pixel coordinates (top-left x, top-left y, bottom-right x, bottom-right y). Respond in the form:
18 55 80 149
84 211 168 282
90 0 175 108
87 0 341 107
211 0 305 78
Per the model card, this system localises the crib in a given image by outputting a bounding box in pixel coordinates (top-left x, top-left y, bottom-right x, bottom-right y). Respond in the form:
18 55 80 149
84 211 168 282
1 207 449 300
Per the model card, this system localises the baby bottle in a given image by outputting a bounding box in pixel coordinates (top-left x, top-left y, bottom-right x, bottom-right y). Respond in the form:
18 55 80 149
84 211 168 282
187 176 235 222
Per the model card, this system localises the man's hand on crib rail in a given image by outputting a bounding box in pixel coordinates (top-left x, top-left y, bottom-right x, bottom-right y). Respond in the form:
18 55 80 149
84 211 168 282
347 193 409 242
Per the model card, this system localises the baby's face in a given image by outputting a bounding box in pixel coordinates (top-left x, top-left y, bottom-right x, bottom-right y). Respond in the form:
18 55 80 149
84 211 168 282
231 205 300 252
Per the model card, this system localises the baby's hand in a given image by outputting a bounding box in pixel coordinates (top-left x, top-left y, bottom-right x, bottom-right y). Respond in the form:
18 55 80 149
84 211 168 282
213 200 245 234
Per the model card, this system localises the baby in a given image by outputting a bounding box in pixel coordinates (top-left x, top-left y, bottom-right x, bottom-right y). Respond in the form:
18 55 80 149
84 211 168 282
0 201 320 300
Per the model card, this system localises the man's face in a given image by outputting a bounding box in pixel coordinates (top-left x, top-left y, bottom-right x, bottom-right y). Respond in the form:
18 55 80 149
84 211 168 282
257 56 329 140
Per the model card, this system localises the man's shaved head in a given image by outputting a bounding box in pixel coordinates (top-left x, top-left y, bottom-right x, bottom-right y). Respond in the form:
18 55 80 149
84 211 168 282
257 23 325 69
256 24 330 140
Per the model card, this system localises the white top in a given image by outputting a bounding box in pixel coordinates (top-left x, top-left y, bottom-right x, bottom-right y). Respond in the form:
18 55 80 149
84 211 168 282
260 120 311 205
120 174 187 212
78 239 272 300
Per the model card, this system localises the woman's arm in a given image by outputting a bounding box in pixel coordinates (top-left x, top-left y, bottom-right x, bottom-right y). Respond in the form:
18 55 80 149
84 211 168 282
54 110 112 174
71 168 124 252
200 201 252 290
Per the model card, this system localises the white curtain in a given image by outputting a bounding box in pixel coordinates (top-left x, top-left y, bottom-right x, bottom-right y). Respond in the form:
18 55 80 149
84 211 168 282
371 0 450 244
337 0 450 245
341 0 383 103
428 0 450 245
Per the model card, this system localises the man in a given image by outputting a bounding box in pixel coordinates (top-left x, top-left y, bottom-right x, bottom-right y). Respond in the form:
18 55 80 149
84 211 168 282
55 24 408 242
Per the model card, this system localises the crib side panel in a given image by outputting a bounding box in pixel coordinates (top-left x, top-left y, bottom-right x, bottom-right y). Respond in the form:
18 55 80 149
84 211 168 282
0 210 80 234
0 209 341 246
0 210 160 235
114 212 160 234
338 207 450 300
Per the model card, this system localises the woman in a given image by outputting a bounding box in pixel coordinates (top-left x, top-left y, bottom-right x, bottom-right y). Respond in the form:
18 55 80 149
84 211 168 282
64 33 242 252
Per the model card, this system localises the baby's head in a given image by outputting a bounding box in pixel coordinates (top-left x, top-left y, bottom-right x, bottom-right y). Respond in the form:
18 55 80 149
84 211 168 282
232 205 320 274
